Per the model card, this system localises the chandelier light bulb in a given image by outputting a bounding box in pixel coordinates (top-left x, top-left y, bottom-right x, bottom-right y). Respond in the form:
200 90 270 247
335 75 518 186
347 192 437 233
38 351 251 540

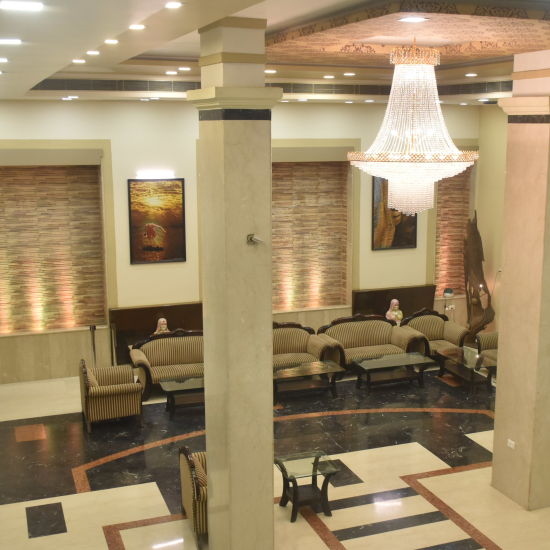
348 42 478 214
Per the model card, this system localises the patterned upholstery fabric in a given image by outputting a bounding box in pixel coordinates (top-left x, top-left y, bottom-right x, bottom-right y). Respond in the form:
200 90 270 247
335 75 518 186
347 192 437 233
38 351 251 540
480 349 498 363
408 316 444 341
180 447 208 538
344 344 405 364
149 363 204 384
273 352 318 370
86 367 99 387
325 320 393 349
273 328 309 355
142 336 203 366
193 456 208 487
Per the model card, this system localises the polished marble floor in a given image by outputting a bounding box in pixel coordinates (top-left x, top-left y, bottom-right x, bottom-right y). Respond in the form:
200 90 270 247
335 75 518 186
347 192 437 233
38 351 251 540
0 370 545 549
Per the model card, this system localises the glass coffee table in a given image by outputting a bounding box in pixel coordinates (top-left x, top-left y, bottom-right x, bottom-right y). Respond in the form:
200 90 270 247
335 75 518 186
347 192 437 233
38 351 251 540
275 451 340 522
351 352 437 390
435 347 497 393
159 378 204 418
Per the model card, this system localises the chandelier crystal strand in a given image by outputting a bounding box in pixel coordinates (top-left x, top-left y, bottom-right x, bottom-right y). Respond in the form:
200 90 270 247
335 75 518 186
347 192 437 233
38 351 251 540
348 43 478 214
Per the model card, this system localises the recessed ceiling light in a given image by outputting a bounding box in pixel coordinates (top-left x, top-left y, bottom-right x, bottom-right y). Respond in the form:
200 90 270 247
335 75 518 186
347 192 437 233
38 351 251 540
478 98 489 102
166 70 177 75
264 69 277 74
345 101 353 104
86 50 99 56
298 98 308 102
68 95 79 99
399 16 428 23
465 73 478 77
280 100 289 102
129 24 145 30
165 1 182 8
0 57 7 63
140 98 150 102
364 99 375 103
72 59 86 64
178 66 191 71
0 38 22 45
343 72 356 76
61 97 73 101
150 97 160 100
104 39 118 45
323 75 335 79
0 1 43 11
460 102 468 106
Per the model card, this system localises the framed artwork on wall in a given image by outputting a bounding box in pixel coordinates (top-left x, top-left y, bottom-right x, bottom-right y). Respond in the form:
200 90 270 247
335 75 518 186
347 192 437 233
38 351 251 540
372 177 417 250
128 178 186 264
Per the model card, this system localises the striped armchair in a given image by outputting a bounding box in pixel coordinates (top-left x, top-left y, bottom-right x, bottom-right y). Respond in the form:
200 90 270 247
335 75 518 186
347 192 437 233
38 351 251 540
273 322 339 371
401 309 468 357
79 359 142 433
476 331 498 364
317 314 427 368
130 329 204 401
179 446 208 547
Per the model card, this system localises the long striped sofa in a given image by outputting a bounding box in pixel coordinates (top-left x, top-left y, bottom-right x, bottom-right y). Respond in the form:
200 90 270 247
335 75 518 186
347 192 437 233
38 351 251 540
317 314 427 368
179 446 208 547
273 321 339 370
130 329 204 401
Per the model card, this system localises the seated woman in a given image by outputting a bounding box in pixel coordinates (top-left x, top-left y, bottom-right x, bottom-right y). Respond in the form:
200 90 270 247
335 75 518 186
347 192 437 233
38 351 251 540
154 317 171 335
385 299 403 324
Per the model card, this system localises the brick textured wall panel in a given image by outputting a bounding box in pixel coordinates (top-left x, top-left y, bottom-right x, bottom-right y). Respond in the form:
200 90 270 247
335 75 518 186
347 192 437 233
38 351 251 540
272 162 349 311
435 168 472 297
0 166 106 333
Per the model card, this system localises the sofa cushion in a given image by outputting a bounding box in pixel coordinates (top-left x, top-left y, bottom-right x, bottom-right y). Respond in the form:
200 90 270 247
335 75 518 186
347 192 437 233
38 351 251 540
141 336 203 367
273 328 309 355
344 344 405 365
480 349 498 363
326 320 393 349
408 316 444 341
149 363 204 384
273 352 318 371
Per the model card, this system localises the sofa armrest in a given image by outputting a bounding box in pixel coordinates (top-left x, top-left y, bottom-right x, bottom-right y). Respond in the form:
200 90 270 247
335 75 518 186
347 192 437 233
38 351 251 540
130 348 152 370
390 325 426 352
306 334 333 359
94 365 134 386
88 382 142 397
316 333 340 347
476 331 498 352
443 321 469 346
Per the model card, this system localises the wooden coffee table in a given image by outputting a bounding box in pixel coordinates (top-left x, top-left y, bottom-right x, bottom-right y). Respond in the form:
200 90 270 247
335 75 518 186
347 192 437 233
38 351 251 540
273 360 345 403
351 352 437 390
160 378 204 418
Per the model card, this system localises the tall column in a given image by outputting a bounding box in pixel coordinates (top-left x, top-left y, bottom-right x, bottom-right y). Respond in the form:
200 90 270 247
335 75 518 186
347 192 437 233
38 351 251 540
187 17 282 549
493 50 550 510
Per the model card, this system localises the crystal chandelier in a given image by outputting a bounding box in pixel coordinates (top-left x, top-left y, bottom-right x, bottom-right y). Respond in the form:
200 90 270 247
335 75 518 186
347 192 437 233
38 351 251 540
348 43 478 215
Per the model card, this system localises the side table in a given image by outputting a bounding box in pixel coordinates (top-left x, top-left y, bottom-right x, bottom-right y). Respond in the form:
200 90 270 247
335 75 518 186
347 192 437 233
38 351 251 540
275 451 340 522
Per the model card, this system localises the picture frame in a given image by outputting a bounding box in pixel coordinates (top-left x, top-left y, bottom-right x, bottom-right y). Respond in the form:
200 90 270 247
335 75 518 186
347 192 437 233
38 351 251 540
372 177 417 250
128 178 186 264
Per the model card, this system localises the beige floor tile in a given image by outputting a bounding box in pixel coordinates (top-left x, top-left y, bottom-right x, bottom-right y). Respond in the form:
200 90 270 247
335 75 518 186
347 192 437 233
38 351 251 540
343 519 474 550
466 430 494 452
122 518 197 550
422 466 550 550
274 504 327 549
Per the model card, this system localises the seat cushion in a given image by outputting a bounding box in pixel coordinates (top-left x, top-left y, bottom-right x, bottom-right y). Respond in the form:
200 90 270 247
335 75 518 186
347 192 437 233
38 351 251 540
273 352 318 371
326 320 393 348
429 340 459 354
409 316 444 341
141 336 203 367
273 328 310 354
344 344 405 365
480 349 497 363
150 363 204 383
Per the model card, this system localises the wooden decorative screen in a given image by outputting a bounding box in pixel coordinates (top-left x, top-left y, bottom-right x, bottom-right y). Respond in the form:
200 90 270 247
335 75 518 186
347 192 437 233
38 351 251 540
272 162 349 311
435 167 472 297
0 165 106 333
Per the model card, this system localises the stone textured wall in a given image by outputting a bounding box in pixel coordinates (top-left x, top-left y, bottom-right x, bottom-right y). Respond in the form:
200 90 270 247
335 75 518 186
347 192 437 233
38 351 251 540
435 168 472 298
0 165 105 333
272 161 349 310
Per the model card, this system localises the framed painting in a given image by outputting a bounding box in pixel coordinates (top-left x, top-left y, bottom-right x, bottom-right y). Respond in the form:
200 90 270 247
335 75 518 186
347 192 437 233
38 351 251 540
372 177 417 250
128 178 186 264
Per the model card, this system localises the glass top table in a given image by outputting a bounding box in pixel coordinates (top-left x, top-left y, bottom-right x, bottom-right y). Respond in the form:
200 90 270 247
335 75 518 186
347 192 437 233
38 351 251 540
274 451 340 522
159 377 204 418
436 346 496 392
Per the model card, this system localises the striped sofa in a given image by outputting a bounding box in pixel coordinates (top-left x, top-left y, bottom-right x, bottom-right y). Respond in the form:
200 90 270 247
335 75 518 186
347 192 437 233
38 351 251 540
179 446 208 547
79 359 142 433
273 322 339 370
317 314 427 368
476 331 498 364
401 309 468 357
130 329 204 401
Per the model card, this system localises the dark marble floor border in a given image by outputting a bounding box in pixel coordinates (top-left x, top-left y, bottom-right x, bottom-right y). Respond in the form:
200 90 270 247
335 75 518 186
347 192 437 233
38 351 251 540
401 462 502 550
72 408 494 493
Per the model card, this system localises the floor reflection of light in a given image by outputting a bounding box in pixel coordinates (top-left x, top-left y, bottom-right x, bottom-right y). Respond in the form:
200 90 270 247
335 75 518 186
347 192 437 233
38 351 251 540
373 499 403 509
152 538 184 549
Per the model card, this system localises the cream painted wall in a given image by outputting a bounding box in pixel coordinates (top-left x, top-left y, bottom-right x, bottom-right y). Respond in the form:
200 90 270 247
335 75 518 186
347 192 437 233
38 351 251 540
475 106 508 324
272 102 481 290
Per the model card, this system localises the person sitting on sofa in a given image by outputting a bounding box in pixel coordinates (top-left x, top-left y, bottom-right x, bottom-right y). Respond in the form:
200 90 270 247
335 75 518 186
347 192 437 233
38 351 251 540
154 317 171 335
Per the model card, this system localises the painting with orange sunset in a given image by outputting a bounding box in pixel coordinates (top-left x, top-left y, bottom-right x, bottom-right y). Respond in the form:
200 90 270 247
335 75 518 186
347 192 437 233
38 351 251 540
128 178 186 264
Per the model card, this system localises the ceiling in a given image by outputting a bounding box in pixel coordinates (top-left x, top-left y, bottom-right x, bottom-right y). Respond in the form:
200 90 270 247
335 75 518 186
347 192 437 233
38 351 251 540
1 0 550 104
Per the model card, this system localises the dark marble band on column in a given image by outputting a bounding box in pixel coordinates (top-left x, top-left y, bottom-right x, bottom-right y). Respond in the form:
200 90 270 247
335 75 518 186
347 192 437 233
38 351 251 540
508 115 550 124
199 109 271 121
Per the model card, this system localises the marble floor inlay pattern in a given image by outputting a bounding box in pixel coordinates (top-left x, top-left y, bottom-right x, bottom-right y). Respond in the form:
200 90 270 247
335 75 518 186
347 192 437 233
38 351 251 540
0 370 542 549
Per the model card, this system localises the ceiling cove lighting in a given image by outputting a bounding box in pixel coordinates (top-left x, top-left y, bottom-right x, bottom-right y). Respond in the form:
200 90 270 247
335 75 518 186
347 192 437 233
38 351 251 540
465 72 478 77
129 24 145 30
344 72 355 76
264 69 277 74
0 1 43 11
348 42 478 215
0 38 22 45
364 99 374 103
178 66 191 71
72 59 85 64
323 75 335 79
478 98 489 102
165 70 177 75
86 50 99 56
104 39 118 45
399 16 428 23
165 1 182 8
